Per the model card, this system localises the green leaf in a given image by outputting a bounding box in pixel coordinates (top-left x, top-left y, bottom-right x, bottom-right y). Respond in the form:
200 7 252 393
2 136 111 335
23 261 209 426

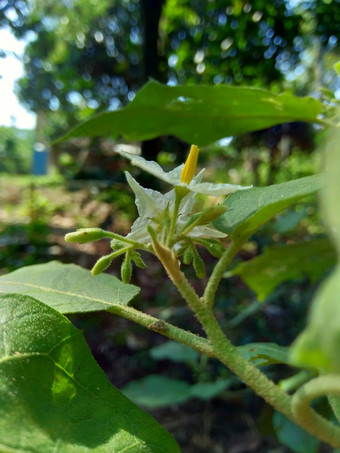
214 175 323 240
290 267 340 373
237 342 290 367
150 340 199 363
231 238 336 301
58 81 323 146
0 261 139 314
190 380 233 400
273 208 307 234
0 293 180 452
273 411 319 453
122 375 192 409
122 374 232 408
290 129 340 374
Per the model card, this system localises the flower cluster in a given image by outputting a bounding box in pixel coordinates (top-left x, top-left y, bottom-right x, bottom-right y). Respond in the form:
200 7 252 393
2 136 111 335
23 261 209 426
65 145 251 281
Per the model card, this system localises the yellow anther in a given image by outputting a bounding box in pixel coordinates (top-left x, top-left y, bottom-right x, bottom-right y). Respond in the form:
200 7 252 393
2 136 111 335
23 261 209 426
180 145 199 184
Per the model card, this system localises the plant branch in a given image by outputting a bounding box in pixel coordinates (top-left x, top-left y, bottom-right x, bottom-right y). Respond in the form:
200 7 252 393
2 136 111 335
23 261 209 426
151 232 294 420
167 193 182 247
108 304 214 357
203 238 246 307
291 375 340 448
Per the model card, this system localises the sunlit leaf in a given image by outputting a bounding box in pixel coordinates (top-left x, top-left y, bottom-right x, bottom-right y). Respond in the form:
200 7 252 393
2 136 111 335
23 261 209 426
58 81 323 146
0 261 139 313
0 293 180 452
214 175 323 241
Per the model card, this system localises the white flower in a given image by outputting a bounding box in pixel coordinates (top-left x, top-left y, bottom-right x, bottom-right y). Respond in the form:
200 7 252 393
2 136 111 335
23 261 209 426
116 149 252 196
124 172 226 244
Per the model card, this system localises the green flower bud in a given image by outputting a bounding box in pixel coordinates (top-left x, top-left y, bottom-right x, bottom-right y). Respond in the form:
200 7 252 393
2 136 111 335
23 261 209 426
196 205 226 224
91 254 113 276
183 245 193 265
192 247 205 279
121 255 133 284
65 228 109 244
111 239 127 250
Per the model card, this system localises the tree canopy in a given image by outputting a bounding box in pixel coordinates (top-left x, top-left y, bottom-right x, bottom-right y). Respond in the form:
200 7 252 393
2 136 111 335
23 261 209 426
0 0 339 138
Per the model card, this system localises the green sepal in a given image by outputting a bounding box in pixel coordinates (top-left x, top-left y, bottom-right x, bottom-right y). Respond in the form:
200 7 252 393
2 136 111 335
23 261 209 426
196 205 227 224
65 228 110 244
131 251 147 269
121 254 133 284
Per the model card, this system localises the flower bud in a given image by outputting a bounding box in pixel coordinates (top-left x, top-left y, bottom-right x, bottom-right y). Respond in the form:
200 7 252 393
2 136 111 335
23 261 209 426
91 254 113 276
180 145 199 184
121 255 133 284
196 205 226 224
192 247 205 279
65 228 108 244
183 245 193 265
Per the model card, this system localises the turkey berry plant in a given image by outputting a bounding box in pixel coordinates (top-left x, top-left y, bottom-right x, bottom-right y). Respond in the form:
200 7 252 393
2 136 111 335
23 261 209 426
0 80 340 452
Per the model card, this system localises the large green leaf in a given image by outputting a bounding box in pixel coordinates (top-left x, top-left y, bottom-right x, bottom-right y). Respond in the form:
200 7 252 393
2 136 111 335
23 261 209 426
0 261 139 314
231 238 336 301
214 175 323 240
0 293 180 452
58 81 323 146
290 129 340 374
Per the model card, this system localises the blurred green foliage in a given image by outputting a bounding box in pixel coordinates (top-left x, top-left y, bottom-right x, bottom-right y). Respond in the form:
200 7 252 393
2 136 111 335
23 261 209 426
0 126 34 173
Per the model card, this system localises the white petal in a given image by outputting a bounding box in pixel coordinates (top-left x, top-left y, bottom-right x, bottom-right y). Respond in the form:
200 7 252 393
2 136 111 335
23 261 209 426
188 225 227 238
189 181 252 196
125 172 166 217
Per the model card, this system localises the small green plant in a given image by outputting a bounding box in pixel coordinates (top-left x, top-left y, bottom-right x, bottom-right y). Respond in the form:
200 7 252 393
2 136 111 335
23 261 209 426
0 80 340 452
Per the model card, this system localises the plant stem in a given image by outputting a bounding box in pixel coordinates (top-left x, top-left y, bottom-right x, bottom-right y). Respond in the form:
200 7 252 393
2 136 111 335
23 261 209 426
108 304 214 357
151 235 292 411
204 238 246 307
291 375 340 448
105 231 150 250
167 193 181 247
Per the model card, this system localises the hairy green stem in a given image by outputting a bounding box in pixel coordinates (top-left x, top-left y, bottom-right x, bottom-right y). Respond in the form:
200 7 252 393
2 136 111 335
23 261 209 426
151 235 293 419
106 231 151 250
204 238 246 307
291 375 340 448
108 304 214 357
167 194 182 247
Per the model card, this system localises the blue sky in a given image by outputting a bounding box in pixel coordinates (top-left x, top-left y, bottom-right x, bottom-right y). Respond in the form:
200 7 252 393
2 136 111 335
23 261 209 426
0 28 36 129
